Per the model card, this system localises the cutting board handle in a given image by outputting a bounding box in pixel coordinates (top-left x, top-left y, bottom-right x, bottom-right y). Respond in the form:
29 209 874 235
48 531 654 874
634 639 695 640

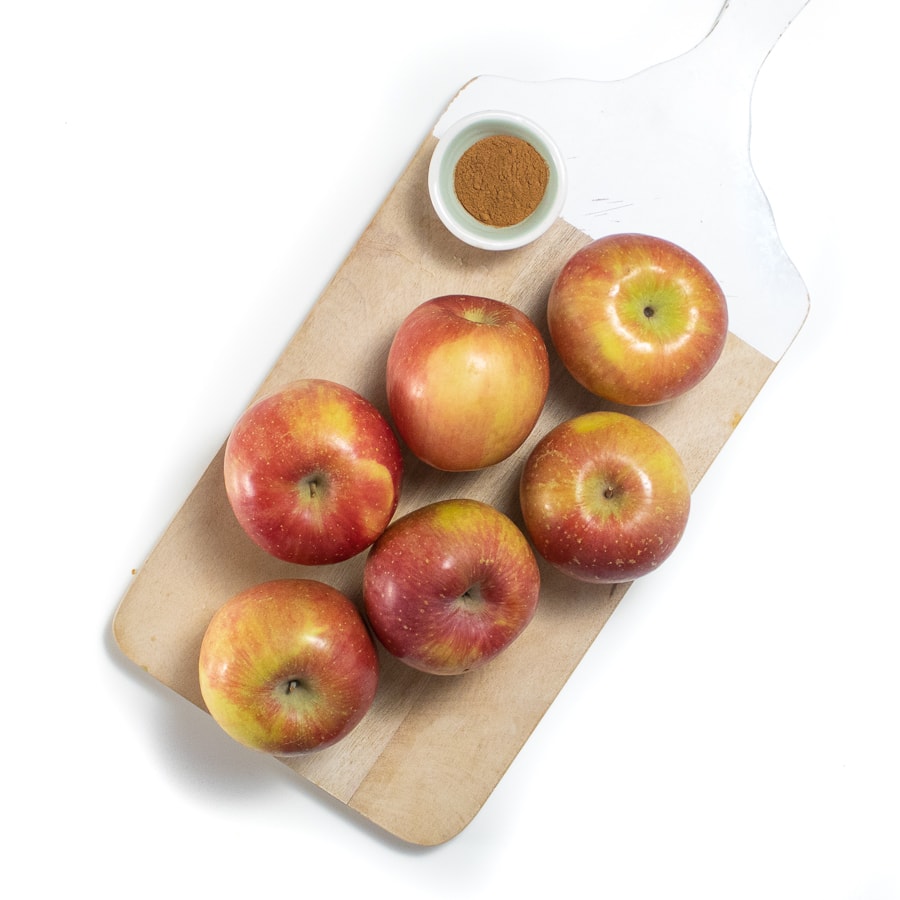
701 0 810 86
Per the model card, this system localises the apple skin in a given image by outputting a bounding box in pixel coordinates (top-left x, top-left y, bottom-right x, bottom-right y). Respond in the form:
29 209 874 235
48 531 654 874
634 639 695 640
198 579 379 755
223 378 404 566
386 295 550 471
362 498 541 675
547 233 728 406
519 411 691 584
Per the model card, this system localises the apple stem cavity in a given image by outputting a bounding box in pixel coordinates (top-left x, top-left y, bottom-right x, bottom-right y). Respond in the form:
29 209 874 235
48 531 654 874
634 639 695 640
458 582 487 612
461 306 499 327
643 305 655 318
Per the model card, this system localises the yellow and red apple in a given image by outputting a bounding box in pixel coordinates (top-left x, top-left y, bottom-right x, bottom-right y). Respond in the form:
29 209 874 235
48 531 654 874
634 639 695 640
362 498 541 675
547 233 728 406
223 378 403 566
198 579 379 755
519 411 691 583
386 295 550 471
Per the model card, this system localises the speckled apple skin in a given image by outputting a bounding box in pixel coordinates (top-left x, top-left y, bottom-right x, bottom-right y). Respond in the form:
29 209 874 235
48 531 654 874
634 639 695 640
520 411 691 583
362 499 541 675
386 295 550 471
199 579 380 755
548 234 728 406
224 379 404 566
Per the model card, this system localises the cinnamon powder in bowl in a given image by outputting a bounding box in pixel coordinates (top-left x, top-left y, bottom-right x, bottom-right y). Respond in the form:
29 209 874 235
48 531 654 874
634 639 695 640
428 111 567 251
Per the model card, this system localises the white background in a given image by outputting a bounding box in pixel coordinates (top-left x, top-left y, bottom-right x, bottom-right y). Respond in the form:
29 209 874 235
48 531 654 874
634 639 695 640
3 1 898 897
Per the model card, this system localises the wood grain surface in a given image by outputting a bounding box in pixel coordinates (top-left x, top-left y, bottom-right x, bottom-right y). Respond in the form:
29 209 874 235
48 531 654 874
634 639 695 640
113 130 777 844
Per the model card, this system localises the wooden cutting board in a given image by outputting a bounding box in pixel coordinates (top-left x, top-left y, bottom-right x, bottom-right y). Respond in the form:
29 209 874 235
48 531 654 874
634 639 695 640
113 0 811 846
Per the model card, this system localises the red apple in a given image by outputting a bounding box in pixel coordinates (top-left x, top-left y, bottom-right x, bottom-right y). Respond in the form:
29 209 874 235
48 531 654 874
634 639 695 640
362 498 540 675
198 579 379 755
386 295 550 471
519 411 691 583
223 378 403 566
547 233 728 406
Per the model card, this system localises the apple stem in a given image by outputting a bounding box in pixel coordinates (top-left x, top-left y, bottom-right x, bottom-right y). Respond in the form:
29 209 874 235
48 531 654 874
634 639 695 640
643 306 655 318
285 679 304 694
303 475 322 499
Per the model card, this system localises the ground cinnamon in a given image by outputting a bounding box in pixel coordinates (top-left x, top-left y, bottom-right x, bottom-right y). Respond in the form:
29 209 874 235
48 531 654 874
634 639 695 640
453 134 549 228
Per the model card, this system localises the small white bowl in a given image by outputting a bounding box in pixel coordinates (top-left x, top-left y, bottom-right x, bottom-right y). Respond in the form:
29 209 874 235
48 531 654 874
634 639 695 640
428 110 568 251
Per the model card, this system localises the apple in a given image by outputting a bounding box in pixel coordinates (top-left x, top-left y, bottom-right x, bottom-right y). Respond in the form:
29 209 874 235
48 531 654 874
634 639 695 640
519 411 691 583
547 233 728 406
386 295 550 471
362 498 541 675
198 579 379 755
223 378 404 566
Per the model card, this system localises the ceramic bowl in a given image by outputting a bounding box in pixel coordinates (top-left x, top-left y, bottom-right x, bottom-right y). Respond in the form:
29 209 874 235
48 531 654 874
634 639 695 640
428 110 567 251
